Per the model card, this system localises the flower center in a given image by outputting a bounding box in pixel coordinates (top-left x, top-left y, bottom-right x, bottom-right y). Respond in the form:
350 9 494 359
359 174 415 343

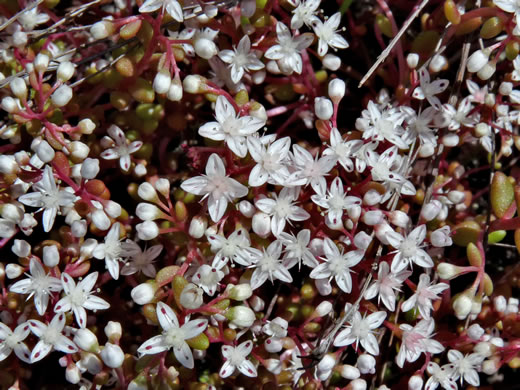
400 238 417 258
69 288 86 306
164 328 185 348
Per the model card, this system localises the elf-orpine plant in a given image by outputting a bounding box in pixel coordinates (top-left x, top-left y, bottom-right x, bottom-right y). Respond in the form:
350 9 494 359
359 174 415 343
2 0 520 389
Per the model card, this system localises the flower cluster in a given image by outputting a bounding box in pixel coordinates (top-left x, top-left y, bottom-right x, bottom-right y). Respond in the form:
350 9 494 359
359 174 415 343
1 0 520 389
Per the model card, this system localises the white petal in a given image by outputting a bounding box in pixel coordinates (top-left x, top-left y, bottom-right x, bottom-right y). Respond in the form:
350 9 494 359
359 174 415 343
238 359 257 377
31 340 53 362
138 335 169 355
174 342 194 369
156 302 179 330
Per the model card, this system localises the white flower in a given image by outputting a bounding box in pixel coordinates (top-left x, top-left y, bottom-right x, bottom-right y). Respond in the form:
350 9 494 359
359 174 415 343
93 223 124 280
388 225 434 272
218 35 265 83
139 0 183 22
29 313 78 363
9 257 62 315
309 238 363 293
322 127 362 172
436 98 479 131
364 262 411 312
18 3 50 31
401 274 449 320
248 241 293 290
425 362 457 390
311 13 349 56
192 264 224 296
265 22 314 75
121 240 163 278
219 340 257 378
181 154 248 222
18 165 77 232
412 68 449 109
207 227 255 269
54 272 110 328
262 317 288 339
446 349 484 386
401 106 438 145
100 125 143 172
279 229 319 269
198 96 265 158
137 302 207 369
0 322 31 363
247 136 292 186
255 187 310 236
311 177 361 225
333 306 386 355
290 0 320 29
396 319 444 368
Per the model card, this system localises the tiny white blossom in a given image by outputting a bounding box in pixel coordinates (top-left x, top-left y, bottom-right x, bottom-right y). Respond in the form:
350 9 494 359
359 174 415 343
364 262 411 312
100 125 143 172
311 13 349 56
401 106 438 145
18 3 50 31
290 0 320 29
139 0 183 22
446 349 484 387
425 362 457 390
311 177 361 225
137 302 208 369
218 35 265 83
191 264 224 296
121 240 163 278
396 319 444 368
401 274 448 320
181 154 248 222
247 136 291 186
219 340 257 378
388 225 434 272
322 127 362 172
412 68 449 109
0 322 31 363
248 241 293 290
207 227 255 269
29 313 78 363
93 223 124 280
279 229 319 269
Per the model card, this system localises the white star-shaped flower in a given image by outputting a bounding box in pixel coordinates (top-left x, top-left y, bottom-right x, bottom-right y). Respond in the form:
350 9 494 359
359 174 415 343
0 321 31 364
121 240 163 278
446 349 484 387
401 273 448 320
248 241 293 290
93 222 124 280
191 264 224 296
387 224 434 272
425 362 457 390
247 135 291 187
290 0 321 29
311 177 361 225
311 13 349 56
279 229 319 269
219 340 257 378
207 227 255 269
322 127 362 172
100 125 143 172
218 35 265 83
137 302 208 369
396 319 444 368
18 3 50 31
364 262 411 312
139 0 183 22
412 68 449 110
181 154 248 222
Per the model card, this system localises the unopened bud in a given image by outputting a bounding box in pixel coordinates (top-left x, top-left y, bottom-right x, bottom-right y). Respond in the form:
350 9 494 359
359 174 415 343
264 337 283 353
131 282 157 305
78 119 96 135
136 203 162 221
51 85 73 107
5 264 24 279
328 78 345 104
453 290 474 320
104 321 122 342
226 306 255 328
315 97 333 120
43 245 60 267
313 301 333 317
91 21 115 40
100 343 124 368
436 262 462 280
167 77 182 101
183 75 207 94
228 283 253 301
323 54 341 70
388 210 409 228
10 77 27 101
153 69 171 94
406 53 419 69
467 49 490 73
420 200 442 221
239 200 255 218
57 62 75 82
252 212 270 237
34 54 50 73
467 323 484 340
477 62 496 80
74 328 99 352
179 283 204 309
189 216 207 239
408 375 423 390
81 158 100 179
357 354 376 374
340 364 360 380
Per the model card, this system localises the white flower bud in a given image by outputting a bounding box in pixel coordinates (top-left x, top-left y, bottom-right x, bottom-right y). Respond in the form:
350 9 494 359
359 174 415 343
90 21 114 40
2 204 23 223
228 283 253 301
154 178 170 197
5 264 24 279
507 297 519 314
266 60 281 74
252 212 271 237
51 85 73 107
447 190 465 204
189 216 207 238
65 363 81 384
363 189 382 206
43 245 60 267
315 97 333 120
474 122 490 138
79 352 103 375
340 364 360 380
80 158 100 179
482 359 498 375
467 323 484 340
421 200 442 221
71 220 87 238
357 354 375 374
0 155 18 174
167 77 183 101
436 262 461 280
13 31 27 48
431 226 452 247
252 70 266 84
474 341 492 357
136 203 162 221
183 75 207 93
226 306 255 327
467 49 490 73
74 328 99 352
57 61 75 82
429 54 447 73
11 239 30 257
250 104 267 122
408 375 423 390
322 53 341 70
264 337 283 353
353 231 372 250
362 210 384 225
418 143 435 158
388 210 409 228
100 343 124 368
265 358 282 374
70 141 90 161
325 216 343 231
239 200 255 218
328 78 346 104
442 133 459 147
2 96 20 113
313 301 333 317
194 38 217 59
104 200 121 219
477 62 496 80
406 53 419 69
494 295 507 313
10 77 27 101
318 354 336 372
180 283 204 309
453 291 473 320
34 53 50 73
153 69 172 94
249 295 265 311
351 379 367 390
315 278 332 296
78 119 96 134
316 367 332 381
485 93 496 107
131 282 156 305
499 81 513 96
138 182 158 203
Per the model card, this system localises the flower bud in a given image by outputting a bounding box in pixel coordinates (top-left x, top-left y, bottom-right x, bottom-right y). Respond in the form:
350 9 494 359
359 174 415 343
477 62 496 80
51 85 73 107
65 363 81 384
136 221 159 240
2 204 23 223
2 96 20 113
351 379 367 390
91 21 115 39
418 143 435 158
429 54 447 73
265 358 282 374
34 54 50 73
100 343 124 368
43 244 60 267
313 300 333 318
406 53 419 69
180 283 204 309
228 283 253 301
153 69 171 94
447 190 465 204
0 155 18 174
74 328 99 352
131 282 157 305
154 179 170 197
474 122 490 138
80 158 100 180
239 200 255 218
71 220 87 238
408 375 423 390
138 182 158 203
11 239 30 257
357 354 376 374
442 133 459 147
249 295 265 311
499 81 513 96
183 75 207 94
189 216 207 239
388 210 409 228
467 323 484 340
467 49 490 73
474 341 492 357
328 78 345 104
91 209 110 231
252 212 271 237
57 62 75 82
315 97 333 120
430 226 452 247
104 321 122 342
194 38 217 59
420 200 442 221
78 119 96 135
264 337 283 353
494 295 507 313
226 306 255 327
354 231 372 250
13 31 27 48
362 210 384 225
35 139 55 163
315 278 332 296
482 359 498 375
363 189 382 206
340 364 360 380
136 203 162 221
436 262 462 280
167 77 183 101
453 291 474 320
322 54 341 70
318 354 336 372
5 264 24 279
69 141 90 161
10 77 27 101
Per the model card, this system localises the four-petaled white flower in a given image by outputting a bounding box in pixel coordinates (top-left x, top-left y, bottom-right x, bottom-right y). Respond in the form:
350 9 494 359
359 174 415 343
396 319 444 368
311 13 349 56
279 229 319 269
311 177 361 225
262 317 288 339
18 165 77 232
333 306 386 355
412 68 449 110
255 187 310 237
100 125 143 172
322 127 362 172
248 241 293 290
54 272 110 328
137 302 208 369
401 273 448 320
191 264 224 296
0 322 31 364
139 0 183 22
446 349 484 387
309 237 363 293
121 240 163 278
218 35 265 83
181 153 248 222
10 257 62 315
207 227 255 269
265 22 314 75
290 0 321 29
93 222 124 280
199 96 265 158
364 261 412 312
247 136 291 187
29 313 78 363
219 340 257 378
388 224 434 272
